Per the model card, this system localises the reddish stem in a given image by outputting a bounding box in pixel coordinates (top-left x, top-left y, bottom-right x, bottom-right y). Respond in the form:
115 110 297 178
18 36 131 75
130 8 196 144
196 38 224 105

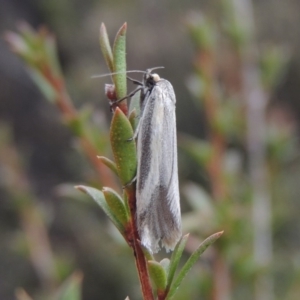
196 50 227 201
43 57 153 299
126 187 154 300
196 49 230 300
158 289 168 300
41 63 117 188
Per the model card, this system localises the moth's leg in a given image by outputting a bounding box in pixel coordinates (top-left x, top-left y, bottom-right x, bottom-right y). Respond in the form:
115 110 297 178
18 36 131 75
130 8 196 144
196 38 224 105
123 77 146 140
127 76 143 86
115 86 143 105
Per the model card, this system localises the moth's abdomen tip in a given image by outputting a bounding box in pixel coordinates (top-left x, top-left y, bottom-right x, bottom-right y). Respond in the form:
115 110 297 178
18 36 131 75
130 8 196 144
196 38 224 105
162 236 181 252
141 237 160 254
140 232 181 253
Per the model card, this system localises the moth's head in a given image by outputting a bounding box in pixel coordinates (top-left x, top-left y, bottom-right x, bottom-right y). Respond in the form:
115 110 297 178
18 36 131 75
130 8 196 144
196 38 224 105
144 71 161 88
150 73 160 82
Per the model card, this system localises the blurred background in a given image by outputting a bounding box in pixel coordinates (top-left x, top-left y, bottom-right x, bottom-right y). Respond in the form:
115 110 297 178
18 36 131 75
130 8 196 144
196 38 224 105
1 0 300 299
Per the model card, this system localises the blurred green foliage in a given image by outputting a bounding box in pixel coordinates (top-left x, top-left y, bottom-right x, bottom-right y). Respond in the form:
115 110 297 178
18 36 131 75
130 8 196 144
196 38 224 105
1 0 300 299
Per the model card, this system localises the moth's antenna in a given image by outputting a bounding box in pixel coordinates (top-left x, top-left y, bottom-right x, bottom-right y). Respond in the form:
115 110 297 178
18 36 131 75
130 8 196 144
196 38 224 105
146 66 165 73
92 70 146 79
91 66 165 79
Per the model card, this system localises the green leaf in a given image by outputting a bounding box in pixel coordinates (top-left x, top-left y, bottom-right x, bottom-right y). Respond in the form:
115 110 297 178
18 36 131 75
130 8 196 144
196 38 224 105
179 133 212 167
56 272 82 300
167 234 189 290
113 23 127 99
160 258 170 274
103 187 129 226
110 107 137 186
122 190 131 223
99 23 114 73
75 185 125 235
44 32 63 78
28 68 57 102
148 260 167 292
4 31 28 61
260 45 289 90
19 23 39 49
97 156 118 176
167 231 223 300
129 89 141 117
73 105 104 140
186 13 215 51
128 108 137 131
221 0 249 50
139 242 155 261
68 116 84 137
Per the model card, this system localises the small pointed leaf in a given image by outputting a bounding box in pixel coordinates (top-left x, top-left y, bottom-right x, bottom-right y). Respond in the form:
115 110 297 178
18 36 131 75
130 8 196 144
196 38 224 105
148 260 167 292
28 68 57 102
19 23 39 48
110 107 137 186
103 187 129 226
99 23 114 73
129 89 141 117
122 190 131 221
128 108 137 131
44 32 63 78
97 156 118 176
113 23 127 100
139 242 155 261
68 116 84 137
160 258 170 274
167 231 223 300
167 234 189 289
75 185 125 235
56 272 83 300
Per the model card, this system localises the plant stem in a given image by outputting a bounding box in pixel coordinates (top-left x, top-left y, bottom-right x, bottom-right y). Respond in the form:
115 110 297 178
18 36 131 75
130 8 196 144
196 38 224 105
196 51 227 201
196 48 231 300
231 0 274 298
41 63 117 188
1 143 57 293
244 64 273 300
126 187 154 300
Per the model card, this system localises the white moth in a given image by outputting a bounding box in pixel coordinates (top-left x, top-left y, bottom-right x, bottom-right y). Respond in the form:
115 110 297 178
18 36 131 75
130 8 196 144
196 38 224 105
134 69 182 253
